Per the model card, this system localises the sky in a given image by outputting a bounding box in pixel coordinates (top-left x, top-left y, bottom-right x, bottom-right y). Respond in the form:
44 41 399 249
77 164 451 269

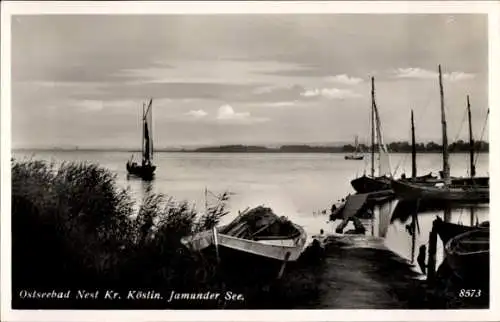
11 14 489 149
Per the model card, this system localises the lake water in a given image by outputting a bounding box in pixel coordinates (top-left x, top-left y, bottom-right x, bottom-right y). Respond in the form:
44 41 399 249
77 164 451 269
13 151 489 272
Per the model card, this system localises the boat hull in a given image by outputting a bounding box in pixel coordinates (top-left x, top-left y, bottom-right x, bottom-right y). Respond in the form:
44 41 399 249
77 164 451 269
126 163 156 180
351 175 391 193
391 179 489 204
451 176 489 187
211 241 301 282
181 224 306 281
345 155 364 160
217 226 306 262
445 229 489 281
182 224 307 262
433 217 481 245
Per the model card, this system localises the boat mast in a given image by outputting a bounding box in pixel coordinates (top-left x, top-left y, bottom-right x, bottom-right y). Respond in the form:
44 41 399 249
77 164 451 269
410 110 418 262
467 95 476 226
149 98 154 162
439 65 451 185
143 98 153 164
411 110 417 182
141 102 145 164
371 77 375 177
467 95 475 178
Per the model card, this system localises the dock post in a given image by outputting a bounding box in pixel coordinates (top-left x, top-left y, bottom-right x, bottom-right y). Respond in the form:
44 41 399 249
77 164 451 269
213 226 220 264
427 220 437 285
277 252 291 279
371 208 374 236
443 206 451 223
411 199 420 264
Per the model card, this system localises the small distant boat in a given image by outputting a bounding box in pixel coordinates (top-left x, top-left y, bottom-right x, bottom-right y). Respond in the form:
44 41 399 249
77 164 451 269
181 206 307 278
345 136 364 160
445 228 489 280
345 155 364 160
126 98 156 180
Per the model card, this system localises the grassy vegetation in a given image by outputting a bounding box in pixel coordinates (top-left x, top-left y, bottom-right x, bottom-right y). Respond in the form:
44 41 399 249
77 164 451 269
12 159 231 306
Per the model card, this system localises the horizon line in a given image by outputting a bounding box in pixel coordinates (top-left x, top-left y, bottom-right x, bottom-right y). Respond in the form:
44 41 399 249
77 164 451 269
12 139 490 152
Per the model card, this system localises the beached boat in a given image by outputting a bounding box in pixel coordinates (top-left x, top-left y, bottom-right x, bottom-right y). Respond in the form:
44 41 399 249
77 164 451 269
126 98 156 180
345 136 364 160
445 228 489 280
181 206 307 278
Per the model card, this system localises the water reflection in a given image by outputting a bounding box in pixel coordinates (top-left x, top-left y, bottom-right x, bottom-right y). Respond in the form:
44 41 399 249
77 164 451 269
336 197 489 276
384 202 488 272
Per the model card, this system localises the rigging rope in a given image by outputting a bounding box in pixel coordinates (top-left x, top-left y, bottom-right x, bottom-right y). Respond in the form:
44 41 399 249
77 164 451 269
393 86 437 177
474 108 489 167
392 126 413 176
452 106 468 143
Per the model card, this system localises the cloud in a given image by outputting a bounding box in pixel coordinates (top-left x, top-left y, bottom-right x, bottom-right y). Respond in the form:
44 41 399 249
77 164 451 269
116 60 309 86
216 104 269 124
325 74 364 85
445 72 476 82
261 101 298 108
66 99 152 113
185 109 208 118
300 88 361 99
252 84 297 95
393 68 475 81
217 104 250 120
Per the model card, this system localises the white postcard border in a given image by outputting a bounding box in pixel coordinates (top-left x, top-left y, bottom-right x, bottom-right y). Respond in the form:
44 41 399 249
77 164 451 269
1 1 499 321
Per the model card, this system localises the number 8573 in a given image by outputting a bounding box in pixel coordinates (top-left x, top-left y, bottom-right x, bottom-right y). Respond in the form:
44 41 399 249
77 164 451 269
459 289 481 297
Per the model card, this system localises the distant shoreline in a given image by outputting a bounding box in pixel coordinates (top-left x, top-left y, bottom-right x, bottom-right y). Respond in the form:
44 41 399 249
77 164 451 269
13 140 490 154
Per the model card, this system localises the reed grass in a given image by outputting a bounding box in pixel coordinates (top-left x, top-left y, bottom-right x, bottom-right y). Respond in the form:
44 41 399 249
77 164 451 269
11 159 229 292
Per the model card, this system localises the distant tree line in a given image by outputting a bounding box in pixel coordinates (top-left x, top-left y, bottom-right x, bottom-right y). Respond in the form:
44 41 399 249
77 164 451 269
189 140 489 153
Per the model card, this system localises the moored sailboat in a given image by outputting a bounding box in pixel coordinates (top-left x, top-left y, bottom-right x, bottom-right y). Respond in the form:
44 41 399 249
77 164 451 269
350 77 393 193
391 66 489 204
345 136 364 160
126 98 156 180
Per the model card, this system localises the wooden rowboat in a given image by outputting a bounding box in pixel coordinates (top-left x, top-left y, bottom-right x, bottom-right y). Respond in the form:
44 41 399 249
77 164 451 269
181 206 307 272
445 228 489 281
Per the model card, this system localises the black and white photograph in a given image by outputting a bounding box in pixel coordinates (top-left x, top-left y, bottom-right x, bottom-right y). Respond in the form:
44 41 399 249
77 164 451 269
1 1 499 320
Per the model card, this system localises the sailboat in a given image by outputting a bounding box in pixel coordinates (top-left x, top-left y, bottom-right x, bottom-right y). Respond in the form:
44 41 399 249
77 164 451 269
391 66 489 204
345 136 364 160
350 77 393 193
126 98 156 180
446 97 489 188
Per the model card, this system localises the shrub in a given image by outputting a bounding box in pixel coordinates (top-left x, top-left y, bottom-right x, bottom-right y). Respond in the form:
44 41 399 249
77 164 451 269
11 159 229 291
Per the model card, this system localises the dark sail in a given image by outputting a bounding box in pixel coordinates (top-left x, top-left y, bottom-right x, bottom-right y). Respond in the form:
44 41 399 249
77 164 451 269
127 98 156 180
144 122 150 164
